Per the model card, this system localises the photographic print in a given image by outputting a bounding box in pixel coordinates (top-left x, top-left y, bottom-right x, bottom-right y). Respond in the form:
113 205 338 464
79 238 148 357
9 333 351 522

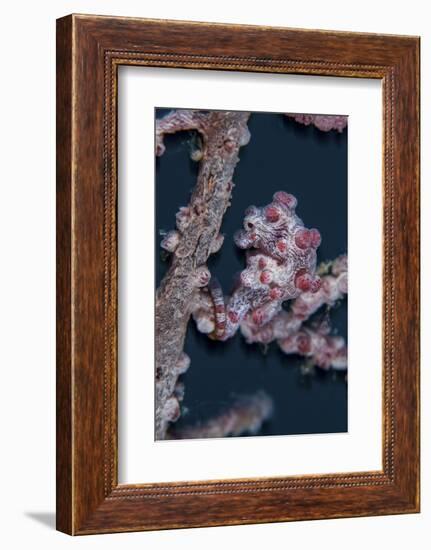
56 15 420 533
155 108 348 441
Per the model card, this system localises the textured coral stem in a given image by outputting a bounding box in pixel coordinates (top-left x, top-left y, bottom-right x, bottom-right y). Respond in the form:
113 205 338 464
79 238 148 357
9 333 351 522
155 109 251 440
168 391 273 439
286 113 348 133
278 321 347 371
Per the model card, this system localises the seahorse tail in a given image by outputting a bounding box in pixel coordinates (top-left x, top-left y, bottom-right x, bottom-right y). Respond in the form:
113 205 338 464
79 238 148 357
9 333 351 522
208 277 226 339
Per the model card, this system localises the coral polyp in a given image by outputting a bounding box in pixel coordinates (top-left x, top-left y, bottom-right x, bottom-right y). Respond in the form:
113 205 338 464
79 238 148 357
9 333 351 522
286 113 348 133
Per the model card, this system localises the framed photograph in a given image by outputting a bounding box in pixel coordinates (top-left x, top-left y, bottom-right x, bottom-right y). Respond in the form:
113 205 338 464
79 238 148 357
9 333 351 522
56 14 420 534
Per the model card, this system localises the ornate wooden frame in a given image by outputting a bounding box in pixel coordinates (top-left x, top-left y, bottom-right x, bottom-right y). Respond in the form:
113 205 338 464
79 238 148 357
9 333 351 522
56 14 420 534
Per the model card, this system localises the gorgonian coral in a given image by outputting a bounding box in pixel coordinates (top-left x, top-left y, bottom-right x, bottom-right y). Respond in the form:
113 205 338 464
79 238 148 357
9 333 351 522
155 109 251 440
286 113 348 133
155 109 347 440
278 317 347 371
169 391 273 440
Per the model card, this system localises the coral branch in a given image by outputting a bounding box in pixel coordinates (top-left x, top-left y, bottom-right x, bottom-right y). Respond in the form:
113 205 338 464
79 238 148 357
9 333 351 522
155 109 251 440
286 113 348 133
278 318 347 371
155 109 208 156
168 391 273 439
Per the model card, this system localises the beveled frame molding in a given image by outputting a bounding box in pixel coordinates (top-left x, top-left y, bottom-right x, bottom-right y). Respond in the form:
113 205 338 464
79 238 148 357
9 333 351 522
56 14 420 534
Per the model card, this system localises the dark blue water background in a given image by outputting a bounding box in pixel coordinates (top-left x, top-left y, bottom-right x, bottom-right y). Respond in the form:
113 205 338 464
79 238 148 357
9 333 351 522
155 109 348 437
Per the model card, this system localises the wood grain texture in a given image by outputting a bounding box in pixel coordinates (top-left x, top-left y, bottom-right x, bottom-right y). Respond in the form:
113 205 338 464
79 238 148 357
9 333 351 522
56 14 420 535
56 16 73 535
